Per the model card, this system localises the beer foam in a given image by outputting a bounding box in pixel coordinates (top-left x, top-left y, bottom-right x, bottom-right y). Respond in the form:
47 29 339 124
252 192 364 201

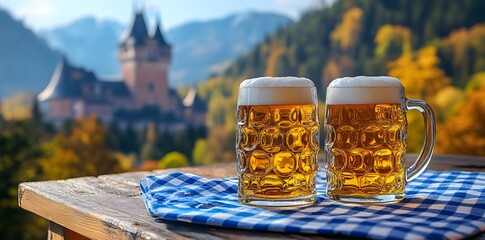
326 76 404 104
238 77 316 105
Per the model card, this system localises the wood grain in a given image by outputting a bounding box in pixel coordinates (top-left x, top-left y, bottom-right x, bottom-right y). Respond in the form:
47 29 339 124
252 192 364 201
18 154 485 240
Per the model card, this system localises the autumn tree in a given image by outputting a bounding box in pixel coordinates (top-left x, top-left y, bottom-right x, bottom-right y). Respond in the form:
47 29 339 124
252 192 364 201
38 116 130 180
330 7 363 50
374 25 412 61
388 47 451 152
443 23 485 87
437 83 485 156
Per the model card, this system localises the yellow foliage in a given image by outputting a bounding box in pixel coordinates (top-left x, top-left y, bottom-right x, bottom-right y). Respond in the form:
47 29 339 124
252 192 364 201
433 86 464 120
437 85 485 156
264 42 287 76
446 23 485 65
192 139 211 166
388 46 450 101
39 116 129 180
466 72 485 92
330 7 363 49
0 93 35 120
159 152 189 169
388 47 451 152
445 28 469 65
374 25 412 59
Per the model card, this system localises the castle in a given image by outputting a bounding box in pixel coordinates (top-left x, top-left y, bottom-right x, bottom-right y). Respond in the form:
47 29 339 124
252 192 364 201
37 10 206 128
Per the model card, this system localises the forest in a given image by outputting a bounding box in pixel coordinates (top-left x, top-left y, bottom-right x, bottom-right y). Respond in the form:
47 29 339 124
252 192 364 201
1 0 485 238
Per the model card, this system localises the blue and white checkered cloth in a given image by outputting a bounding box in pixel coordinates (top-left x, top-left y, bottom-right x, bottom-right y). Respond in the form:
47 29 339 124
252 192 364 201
140 170 485 240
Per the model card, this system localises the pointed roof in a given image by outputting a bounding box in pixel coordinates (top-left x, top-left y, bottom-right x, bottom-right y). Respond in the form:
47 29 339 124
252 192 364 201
38 57 96 101
153 21 170 47
121 11 149 46
182 88 207 112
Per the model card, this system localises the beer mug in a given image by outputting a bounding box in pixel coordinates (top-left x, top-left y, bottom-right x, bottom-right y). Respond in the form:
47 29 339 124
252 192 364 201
324 76 436 203
236 77 319 207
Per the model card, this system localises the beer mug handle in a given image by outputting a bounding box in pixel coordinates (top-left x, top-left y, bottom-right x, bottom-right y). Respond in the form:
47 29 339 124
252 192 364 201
405 99 436 182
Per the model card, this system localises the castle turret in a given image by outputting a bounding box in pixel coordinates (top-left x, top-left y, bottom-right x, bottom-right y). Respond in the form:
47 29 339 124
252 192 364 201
119 10 172 110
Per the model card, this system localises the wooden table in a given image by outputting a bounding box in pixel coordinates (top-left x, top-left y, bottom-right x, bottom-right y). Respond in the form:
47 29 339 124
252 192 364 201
19 154 485 240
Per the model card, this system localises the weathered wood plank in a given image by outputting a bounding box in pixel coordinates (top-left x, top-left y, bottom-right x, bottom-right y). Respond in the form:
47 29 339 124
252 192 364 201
19 155 485 240
48 221 90 240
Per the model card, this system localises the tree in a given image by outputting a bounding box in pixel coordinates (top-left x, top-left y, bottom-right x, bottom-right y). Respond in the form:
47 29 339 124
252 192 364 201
330 7 363 50
140 123 162 161
388 47 451 152
0 120 46 239
159 152 189 169
443 23 485 87
374 25 412 61
437 84 485 156
38 116 129 180
206 126 236 163
388 46 450 101
192 139 210 166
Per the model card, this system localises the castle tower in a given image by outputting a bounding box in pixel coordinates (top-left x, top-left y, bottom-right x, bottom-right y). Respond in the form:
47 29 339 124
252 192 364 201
119 10 172 110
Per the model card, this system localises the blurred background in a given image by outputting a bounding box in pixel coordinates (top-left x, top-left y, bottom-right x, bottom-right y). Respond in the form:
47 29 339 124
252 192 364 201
1 0 485 238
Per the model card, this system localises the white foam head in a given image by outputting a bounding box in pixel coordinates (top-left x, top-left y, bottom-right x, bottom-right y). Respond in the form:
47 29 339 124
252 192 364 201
238 76 317 106
326 76 404 104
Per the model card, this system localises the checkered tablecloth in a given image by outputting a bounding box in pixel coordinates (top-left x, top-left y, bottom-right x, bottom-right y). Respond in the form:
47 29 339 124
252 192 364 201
140 170 485 240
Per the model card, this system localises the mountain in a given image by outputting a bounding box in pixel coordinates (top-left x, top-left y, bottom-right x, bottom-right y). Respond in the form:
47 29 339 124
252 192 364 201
0 8 59 99
39 11 292 86
167 11 292 86
39 16 125 78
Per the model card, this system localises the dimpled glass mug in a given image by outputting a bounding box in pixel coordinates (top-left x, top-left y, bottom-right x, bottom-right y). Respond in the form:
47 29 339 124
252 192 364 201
236 77 319 207
324 76 436 203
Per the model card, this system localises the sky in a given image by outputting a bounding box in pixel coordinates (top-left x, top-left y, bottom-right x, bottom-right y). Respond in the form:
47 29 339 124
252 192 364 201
0 0 321 32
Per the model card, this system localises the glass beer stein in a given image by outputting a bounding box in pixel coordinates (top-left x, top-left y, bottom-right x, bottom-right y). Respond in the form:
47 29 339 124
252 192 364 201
324 76 436 203
236 77 319 207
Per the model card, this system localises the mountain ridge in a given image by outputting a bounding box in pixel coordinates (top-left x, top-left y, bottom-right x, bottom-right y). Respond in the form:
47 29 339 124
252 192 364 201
40 11 292 86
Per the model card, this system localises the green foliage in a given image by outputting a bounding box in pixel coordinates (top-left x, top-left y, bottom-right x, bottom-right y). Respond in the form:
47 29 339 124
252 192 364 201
159 152 189 169
192 139 210 166
140 142 163 161
374 25 412 61
0 120 46 239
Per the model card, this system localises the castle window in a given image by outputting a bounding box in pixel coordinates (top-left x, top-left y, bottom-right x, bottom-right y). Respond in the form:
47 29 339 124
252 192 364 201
148 83 154 92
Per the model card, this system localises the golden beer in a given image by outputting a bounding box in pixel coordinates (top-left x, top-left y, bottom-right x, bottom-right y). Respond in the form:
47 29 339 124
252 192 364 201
325 103 407 200
237 77 319 207
324 76 436 203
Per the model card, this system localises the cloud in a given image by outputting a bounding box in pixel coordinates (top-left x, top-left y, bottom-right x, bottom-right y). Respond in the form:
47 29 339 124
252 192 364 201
16 0 54 17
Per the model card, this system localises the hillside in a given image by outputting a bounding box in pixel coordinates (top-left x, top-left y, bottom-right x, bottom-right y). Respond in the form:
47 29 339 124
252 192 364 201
198 0 485 161
0 8 59 99
39 16 125 78
39 11 292 86
168 11 292 85
221 0 485 96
